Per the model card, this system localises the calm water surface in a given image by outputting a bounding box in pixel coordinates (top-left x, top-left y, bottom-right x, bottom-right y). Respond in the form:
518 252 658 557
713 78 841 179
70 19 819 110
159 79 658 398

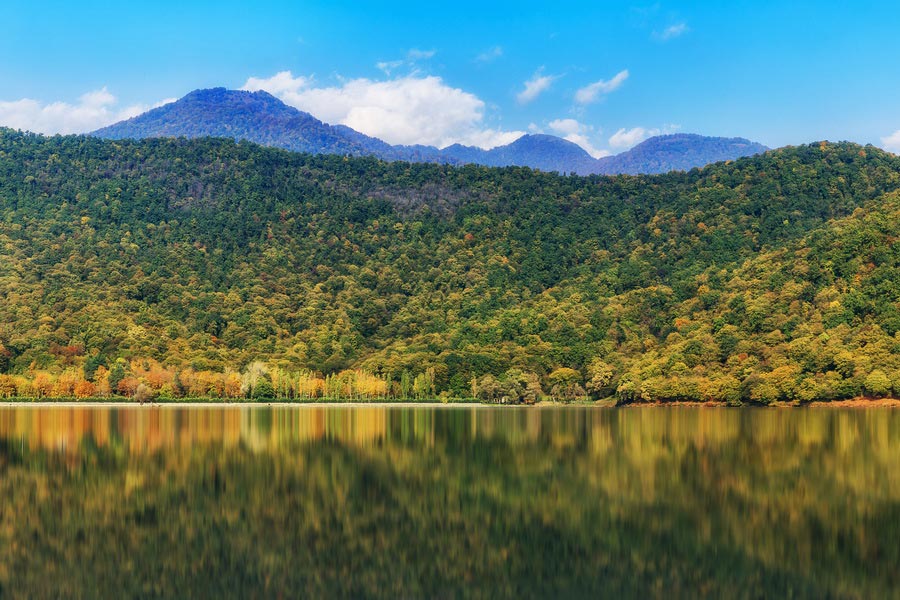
0 405 897 598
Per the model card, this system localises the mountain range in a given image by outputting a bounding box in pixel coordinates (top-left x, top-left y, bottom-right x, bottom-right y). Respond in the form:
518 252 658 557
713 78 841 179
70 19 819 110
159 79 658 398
93 88 768 175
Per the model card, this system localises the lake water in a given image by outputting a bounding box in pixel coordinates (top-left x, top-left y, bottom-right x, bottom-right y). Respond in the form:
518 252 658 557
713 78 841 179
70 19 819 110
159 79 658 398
0 405 897 598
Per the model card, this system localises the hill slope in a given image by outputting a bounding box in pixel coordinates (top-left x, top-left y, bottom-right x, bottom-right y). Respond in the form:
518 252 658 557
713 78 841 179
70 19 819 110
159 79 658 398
1 130 897 402
93 88 767 175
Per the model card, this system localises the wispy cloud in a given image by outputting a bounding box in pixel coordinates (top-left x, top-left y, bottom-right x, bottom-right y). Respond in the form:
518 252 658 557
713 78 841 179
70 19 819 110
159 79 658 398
517 69 559 104
574 70 629 105
882 130 900 153
243 71 524 149
475 46 503 63
376 48 436 75
0 87 171 134
376 60 405 75
655 22 689 41
406 48 436 60
548 118 610 158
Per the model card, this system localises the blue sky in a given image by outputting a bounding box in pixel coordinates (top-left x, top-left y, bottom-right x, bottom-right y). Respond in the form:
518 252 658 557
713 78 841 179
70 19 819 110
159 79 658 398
2 1 900 154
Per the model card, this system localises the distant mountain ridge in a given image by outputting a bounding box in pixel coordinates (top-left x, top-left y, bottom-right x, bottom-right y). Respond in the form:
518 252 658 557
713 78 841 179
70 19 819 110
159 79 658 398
594 134 769 175
442 134 602 174
93 88 768 174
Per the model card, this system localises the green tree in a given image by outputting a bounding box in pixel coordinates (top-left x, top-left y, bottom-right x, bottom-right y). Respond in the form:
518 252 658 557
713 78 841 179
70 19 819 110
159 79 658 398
864 370 891 397
108 360 126 396
547 368 585 402
252 376 276 401
585 359 615 398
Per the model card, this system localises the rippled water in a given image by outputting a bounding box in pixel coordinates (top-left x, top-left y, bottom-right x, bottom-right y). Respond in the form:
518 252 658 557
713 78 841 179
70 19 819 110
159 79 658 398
0 405 897 598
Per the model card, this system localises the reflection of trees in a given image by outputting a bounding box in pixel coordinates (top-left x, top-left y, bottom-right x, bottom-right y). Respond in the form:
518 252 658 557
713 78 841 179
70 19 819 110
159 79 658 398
0 407 897 597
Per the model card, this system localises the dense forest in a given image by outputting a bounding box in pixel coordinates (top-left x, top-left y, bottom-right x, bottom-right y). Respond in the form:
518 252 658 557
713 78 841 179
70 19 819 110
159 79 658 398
1 128 900 402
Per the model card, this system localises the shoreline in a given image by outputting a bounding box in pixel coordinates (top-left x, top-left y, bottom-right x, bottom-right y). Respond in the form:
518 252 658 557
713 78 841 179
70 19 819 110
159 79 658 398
620 398 900 409
0 398 897 408
0 401 469 408
798 398 900 408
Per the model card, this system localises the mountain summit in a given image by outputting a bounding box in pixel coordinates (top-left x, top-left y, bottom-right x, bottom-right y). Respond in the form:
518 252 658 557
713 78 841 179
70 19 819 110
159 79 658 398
93 88 376 156
94 88 768 174
442 134 601 174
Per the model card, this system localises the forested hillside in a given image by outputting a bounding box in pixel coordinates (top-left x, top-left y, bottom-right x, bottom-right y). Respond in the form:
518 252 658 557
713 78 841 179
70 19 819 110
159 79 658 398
1 129 899 402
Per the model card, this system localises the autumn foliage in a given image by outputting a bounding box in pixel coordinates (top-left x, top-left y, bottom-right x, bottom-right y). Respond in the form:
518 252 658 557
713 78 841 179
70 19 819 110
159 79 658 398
3 131 900 402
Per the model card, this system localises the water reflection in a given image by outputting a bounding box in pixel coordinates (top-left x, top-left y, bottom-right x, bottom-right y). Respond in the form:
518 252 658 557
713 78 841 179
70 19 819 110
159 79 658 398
0 405 897 598
0 404 897 457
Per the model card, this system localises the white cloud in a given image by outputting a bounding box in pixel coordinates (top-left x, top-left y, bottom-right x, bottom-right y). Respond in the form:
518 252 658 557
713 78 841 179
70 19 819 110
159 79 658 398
460 128 525 149
0 87 155 134
575 70 629 105
609 127 657 149
548 118 582 137
656 23 689 41
243 70 524 149
608 124 680 149
152 97 177 109
244 72 311 95
517 69 559 104
564 133 610 158
548 118 609 158
881 130 900 153
476 46 503 63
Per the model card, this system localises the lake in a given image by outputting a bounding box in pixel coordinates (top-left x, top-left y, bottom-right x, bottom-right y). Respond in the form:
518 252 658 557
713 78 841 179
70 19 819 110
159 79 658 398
0 405 897 598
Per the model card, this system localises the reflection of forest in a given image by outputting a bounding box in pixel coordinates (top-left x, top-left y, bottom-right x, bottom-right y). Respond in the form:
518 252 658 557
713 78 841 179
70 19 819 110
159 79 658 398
0 406 898 462
0 407 897 597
